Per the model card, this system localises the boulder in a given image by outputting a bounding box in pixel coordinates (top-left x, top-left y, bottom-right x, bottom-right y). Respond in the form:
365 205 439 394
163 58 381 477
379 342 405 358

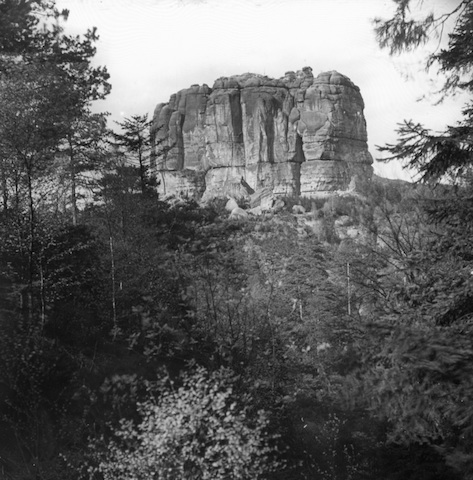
225 197 239 212
272 199 286 212
247 205 264 216
292 204 306 214
334 215 353 228
250 187 274 209
229 207 248 220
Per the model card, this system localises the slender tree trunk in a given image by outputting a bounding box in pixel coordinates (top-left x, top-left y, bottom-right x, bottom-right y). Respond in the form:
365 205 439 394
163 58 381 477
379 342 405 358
69 136 78 225
109 236 118 340
160 171 166 196
26 164 35 319
39 261 46 332
347 262 351 316
0 157 8 212
14 169 20 212
138 149 146 195
149 148 156 180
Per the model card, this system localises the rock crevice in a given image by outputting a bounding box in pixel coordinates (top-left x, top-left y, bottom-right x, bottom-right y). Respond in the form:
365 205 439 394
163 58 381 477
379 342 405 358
151 67 373 199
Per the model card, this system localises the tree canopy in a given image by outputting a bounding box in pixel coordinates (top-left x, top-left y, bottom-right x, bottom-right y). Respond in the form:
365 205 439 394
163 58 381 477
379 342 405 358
375 0 473 182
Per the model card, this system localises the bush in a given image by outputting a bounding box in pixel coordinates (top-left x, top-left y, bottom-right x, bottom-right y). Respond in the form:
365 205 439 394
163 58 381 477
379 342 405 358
41 224 108 346
279 195 326 213
322 195 357 218
85 366 286 480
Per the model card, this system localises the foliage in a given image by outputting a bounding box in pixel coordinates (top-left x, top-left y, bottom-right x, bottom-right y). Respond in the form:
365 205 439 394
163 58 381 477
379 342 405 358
86 366 286 480
342 315 473 478
112 114 154 195
57 112 110 224
177 214 346 380
0 0 110 102
0 321 77 479
85 188 218 341
39 223 109 345
0 0 110 322
0 0 66 57
368 12 473 474
374 0 470 73
377 119 473 183
2 169 469 479
374 0 473 182
333 180 473 479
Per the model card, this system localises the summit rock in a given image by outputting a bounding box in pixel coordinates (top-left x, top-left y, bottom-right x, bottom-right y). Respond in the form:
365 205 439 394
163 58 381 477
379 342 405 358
151 67 373 199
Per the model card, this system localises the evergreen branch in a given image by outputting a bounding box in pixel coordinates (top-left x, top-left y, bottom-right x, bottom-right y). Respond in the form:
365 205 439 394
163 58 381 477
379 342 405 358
377 120 473 182
373 0 470 57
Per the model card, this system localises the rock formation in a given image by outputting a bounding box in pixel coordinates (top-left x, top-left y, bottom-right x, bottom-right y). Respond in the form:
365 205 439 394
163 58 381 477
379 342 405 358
151 67 373 199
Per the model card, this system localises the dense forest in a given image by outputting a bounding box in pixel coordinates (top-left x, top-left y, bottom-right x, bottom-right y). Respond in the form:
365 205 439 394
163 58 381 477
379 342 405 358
1 1 473 479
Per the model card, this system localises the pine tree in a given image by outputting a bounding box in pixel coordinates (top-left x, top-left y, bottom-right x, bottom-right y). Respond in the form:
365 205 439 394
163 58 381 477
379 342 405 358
352 5 473 476
375 0 473 182
0 0 110 314
113 114 153 195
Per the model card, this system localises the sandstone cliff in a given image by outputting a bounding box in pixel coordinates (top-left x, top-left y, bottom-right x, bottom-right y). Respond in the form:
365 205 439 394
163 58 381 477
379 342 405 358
151 67 373 199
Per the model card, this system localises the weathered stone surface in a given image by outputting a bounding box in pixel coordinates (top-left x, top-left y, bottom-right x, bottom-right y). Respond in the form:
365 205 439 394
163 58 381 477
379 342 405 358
201 167 248 200
300 160 350 194
249 187 274 209
225 197 239 212
247 205 264 216
151 67 373 199
156 169 206 198
292 205 306 214
245 163 301 197
229 207 248 220
272 198 285 212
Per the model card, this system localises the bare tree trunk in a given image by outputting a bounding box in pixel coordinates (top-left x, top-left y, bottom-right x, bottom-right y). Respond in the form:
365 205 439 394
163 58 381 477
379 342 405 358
138 148 146 195
109 236 118 339
0 157 8 212
69 136 78 226
39 261 46 332
26 165 35 320
347 262 352 316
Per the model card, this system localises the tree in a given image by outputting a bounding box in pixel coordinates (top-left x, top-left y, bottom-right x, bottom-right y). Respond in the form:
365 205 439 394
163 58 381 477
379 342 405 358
0 0 65 57
372 3 473 328
113 115 154 195
39 223 108 345
0 0 111 216
374 0 473 182
48 26 111 223
86 366 286 480
328 11 473 476
0 0 110 315
0 60 77 294
59 112 109 225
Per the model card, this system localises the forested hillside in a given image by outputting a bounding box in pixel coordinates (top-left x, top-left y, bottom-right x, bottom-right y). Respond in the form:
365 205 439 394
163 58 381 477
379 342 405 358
1 1 473 479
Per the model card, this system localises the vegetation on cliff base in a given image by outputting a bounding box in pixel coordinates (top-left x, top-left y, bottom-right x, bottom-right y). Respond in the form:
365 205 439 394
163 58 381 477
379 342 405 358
1 174 470 479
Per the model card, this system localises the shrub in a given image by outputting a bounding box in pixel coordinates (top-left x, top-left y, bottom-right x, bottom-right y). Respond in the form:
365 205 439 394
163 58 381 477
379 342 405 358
279 195 325 213
85 366 286 480
204 196 229 217
322 195 357 218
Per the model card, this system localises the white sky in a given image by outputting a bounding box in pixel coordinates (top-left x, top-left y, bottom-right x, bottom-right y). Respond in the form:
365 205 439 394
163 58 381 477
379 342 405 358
56 0 467 180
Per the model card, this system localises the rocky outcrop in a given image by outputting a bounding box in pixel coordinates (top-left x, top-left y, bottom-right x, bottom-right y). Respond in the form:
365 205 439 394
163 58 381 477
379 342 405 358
151 67 373 199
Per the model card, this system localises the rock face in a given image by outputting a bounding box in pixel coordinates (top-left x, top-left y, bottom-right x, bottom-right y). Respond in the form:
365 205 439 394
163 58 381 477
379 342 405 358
151 67 373 199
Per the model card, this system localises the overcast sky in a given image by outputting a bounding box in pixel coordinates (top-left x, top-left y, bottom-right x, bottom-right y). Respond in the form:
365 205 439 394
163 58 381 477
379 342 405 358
56 0 466 180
